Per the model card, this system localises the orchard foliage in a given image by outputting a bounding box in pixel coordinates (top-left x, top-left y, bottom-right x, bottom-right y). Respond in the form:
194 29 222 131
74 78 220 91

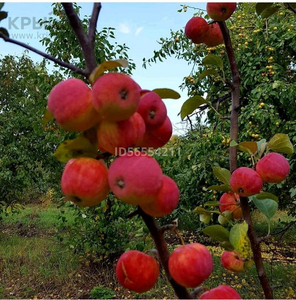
144 2 296 210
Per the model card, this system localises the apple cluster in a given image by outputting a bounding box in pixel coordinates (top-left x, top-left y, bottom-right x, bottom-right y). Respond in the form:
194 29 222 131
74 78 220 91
217 152 290 273
184 3 237 47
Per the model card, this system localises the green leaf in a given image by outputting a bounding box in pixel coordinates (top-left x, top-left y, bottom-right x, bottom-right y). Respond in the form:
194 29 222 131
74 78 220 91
204 201 220 207
202 54 223 69
229 222 252 258
203 225 230 242
220 241 235 251
200 213 211 224
192 207 211 215
0 3 4 10
207 184 232 192
255 3 273 16
238 141 258 154
0 27 9 37
252 197 278 219
152 88 180 99
261 6 280 19
0 11 7 21
42 107 54 129
199 69 218 79
54 135 98 163
180 95 208 120
6 205 12 213
230 140 238 147
255 192 278 203
268 133 294 155
213 166 231 185
88 59 128 85
257 139 267 158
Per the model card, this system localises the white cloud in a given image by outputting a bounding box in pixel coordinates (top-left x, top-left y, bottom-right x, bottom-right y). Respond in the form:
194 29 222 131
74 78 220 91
135 27 143 36
118 23 131 34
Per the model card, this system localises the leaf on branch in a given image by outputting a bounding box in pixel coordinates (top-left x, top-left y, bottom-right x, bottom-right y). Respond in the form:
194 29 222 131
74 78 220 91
202 54 223 69
252 197 278 219
207 184 232 192
203 225 230 242
0 3 4 10
255 3 273 16
199 69 218 79
42 107 54 129
230 140 238 147
261 6 280 19
200 213 211 224
54 135 98 163
192 206 212 215
255 192 278 203
0 27 9 37
267 133 294 155
89 59 128 85
204 201 221 207
152 88 180 99
229 222 252 258
180 95 208 120
213 166 231 185
238 141 258 155
0 11 7 21
257 139 267 158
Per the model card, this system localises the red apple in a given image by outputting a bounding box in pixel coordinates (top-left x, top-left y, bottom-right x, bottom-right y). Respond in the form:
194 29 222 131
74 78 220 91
140 175 179 217
116 250 159 293
199 285 241 299
139 116 173 149
48 78 100 132
206 3 237 22
168 243 213 288
185 17 209 44
61 157 109 207
97 112 145 155
256 152 290 183
137 91 167 130
230 167 263 197
108 151 163 205
221 251 245 273
219 192 243 219
92 72 140 122
203 23 224 46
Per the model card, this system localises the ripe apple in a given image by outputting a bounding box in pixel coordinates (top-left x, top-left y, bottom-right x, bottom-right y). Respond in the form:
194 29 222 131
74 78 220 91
219 192 243 219
203 23 224 46
139 116 173 149
92 72 141 122
206 3 237 22
48 78 100 132
137 91 167 130
168 243 213 288
116 250 159 293
221 251 245 273
61 157 109 207
256 152 290 183
230 167 263 197
185 17 209 44
108 151 163 205
97 112 145 155
140 175 179 217
199 285 241 299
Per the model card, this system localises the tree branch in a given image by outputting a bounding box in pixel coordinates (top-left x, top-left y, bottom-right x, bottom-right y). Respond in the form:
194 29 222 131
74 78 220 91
286 3 296 15
138 208 192 299
88 3 102 45
62 2 97 75
218 20 273 299
0 32 87 77
240 197 273 299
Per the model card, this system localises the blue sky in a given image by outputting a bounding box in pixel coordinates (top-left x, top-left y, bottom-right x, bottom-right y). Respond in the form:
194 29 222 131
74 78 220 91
1 2 207 135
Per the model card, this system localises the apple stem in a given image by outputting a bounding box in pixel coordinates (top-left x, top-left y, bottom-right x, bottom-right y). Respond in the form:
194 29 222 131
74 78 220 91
138 207 192 299
218 21 274 299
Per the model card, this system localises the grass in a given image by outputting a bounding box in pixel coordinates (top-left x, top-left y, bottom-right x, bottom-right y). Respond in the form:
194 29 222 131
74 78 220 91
0 204 295 299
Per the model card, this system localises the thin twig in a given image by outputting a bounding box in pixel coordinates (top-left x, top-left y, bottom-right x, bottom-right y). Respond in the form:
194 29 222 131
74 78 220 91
0 32 87 76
